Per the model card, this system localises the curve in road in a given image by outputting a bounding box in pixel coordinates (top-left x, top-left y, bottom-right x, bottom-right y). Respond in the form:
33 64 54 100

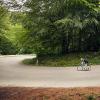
0 55 100 87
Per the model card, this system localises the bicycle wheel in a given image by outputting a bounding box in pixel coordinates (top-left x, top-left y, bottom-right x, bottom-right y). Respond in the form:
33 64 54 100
77 66 82 71
87 65 91 71
83 65 91 71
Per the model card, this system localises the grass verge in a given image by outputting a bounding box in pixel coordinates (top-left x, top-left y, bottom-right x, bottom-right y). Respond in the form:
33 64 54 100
22 52 100 67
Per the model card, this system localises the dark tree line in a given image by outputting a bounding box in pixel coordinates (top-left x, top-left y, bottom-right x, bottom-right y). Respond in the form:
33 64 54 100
24 0 100 56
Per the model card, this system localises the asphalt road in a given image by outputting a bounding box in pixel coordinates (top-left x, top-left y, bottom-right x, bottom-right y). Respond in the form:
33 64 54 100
0 55 100 87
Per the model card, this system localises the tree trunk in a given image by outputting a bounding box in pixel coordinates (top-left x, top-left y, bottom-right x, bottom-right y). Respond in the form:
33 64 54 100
78 32 82 51
61 34 69 55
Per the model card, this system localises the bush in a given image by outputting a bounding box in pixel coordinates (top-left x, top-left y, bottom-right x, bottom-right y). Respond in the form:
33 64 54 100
87 95 96 100
22 58 37 65
22 52 100 67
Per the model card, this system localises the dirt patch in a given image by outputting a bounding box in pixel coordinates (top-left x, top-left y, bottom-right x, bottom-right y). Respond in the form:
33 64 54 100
0 87 100 100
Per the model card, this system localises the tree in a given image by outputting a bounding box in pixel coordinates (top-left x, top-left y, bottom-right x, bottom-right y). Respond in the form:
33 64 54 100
0 2 8 34
0 2 16 54
24 0 100 56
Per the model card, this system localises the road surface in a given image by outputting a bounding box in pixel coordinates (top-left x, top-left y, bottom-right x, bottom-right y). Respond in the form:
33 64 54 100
0 55 100 87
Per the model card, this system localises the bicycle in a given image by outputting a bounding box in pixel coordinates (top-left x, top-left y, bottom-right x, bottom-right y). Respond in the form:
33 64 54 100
77 63 91 71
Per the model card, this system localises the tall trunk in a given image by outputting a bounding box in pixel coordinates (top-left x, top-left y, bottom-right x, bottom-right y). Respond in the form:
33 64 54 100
78 32 82 51
61 34 69 55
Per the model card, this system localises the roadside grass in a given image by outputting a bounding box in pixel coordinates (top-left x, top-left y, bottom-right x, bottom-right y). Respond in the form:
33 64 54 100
87 95 96 100
22 52 100 67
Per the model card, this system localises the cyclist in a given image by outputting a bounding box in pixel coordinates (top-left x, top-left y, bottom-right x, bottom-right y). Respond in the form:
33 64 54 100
84 57 89 66
80 58 85 69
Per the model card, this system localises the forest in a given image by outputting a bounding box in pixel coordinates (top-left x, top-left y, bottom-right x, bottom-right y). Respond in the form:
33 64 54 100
0 0 100 58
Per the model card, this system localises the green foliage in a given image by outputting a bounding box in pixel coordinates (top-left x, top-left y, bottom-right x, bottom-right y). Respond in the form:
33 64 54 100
22 52 100 67
0 3 17 54
5 23 32 54
1 0 100 56
24 0 100 56
10 12 26 25
0 35 16 54
22 58 38 66
0 3 8 34
87 95 96 100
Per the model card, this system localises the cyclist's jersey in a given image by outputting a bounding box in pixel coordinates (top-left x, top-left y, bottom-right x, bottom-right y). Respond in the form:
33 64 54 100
84 59 88 64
